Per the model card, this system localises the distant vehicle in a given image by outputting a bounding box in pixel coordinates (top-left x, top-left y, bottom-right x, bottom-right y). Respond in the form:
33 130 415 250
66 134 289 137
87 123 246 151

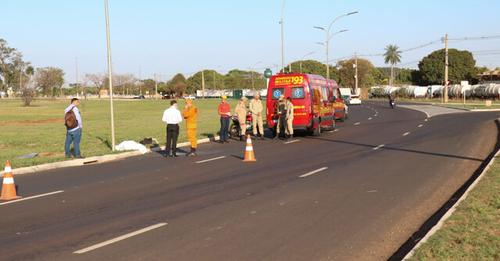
348 95 362 105
266 73 346 136
162 94 173 99
133 95 145 99
183 95 196 100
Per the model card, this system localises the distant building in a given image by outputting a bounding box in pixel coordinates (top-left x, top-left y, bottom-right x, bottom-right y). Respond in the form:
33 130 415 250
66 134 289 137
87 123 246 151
479 69 500 84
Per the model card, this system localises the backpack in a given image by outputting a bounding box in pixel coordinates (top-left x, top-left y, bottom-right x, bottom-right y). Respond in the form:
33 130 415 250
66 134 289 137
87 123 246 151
65 108 78 129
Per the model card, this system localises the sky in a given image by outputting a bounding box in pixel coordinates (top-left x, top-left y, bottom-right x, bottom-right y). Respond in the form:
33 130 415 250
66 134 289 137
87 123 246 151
1 0 499 83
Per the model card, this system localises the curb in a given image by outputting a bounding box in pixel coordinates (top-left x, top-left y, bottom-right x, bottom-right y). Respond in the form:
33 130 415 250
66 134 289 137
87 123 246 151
402 118 500 260
1 135 220 176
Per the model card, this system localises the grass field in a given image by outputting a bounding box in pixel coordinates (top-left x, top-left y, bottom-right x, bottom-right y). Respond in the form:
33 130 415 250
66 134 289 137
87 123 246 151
409 156 500 260
0 98 245 168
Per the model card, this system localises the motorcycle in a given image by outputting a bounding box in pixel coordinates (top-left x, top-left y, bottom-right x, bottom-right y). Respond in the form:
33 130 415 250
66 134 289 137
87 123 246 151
389 99 396 109
229 112 253 140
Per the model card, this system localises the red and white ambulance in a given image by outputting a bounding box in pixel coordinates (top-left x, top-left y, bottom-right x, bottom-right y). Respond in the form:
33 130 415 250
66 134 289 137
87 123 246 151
266 73 346 136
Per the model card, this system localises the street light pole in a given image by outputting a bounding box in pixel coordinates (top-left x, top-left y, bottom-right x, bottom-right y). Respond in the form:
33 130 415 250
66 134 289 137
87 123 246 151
314 11 357 79
104 0 116 151
280 0 286 73
444 33 449 103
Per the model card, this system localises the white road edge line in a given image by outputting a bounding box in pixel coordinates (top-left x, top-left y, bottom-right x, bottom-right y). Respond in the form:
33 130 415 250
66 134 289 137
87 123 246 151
195 156 226 164
0 190 64 206
74 223 167 254
299 167 328 178
403 132 410 136
284 139 300 144
372 144 385 151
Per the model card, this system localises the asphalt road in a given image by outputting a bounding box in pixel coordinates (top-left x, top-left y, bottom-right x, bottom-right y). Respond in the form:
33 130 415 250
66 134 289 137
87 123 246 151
1 101 498 261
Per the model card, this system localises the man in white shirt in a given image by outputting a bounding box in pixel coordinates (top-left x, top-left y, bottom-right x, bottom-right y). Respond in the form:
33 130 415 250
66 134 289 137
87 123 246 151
64 98 83 158
162 100 183 157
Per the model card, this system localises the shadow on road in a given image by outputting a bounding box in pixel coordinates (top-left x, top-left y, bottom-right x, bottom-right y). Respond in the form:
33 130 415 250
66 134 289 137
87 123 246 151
309 137 485 162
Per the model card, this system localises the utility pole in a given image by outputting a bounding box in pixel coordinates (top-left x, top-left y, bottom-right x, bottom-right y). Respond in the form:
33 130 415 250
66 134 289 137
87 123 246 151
354 53 358 92
201 70 205 99
280 0 286 73
75 57 79 98
444 33 449 103
154 73 158 100
213 70 216 89
104 0 116 151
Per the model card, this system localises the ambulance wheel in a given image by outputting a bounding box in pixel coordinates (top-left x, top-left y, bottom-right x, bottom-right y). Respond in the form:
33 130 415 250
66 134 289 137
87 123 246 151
339 110 346 122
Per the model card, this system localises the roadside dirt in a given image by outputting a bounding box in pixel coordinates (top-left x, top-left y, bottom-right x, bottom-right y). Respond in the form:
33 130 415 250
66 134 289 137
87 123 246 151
5 118 63 126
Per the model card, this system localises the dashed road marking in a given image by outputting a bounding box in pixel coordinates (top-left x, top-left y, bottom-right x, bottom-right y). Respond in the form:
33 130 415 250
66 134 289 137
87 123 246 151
195 156 226 164
418 124 423 128
74 223 167 254
299 167 328 178
373 144 385 151
354 122 361 126
368 117 372 120
284 139 300 144
0 190 64 206
334 129 339 132
424 119 428 122
403 132 410 136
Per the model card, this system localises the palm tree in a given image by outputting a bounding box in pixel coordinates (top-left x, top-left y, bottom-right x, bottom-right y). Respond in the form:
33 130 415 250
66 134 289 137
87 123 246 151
384 44 402 86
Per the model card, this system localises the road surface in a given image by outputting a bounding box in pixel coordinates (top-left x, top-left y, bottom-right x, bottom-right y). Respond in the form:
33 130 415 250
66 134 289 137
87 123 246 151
1 101 498 261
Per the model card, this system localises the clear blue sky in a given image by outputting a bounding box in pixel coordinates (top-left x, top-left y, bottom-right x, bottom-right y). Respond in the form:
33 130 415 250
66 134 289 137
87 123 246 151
1 0 499 83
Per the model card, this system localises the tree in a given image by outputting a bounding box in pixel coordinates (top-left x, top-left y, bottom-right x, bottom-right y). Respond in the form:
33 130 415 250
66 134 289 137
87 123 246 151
168 73 187 97
418 48 476 85
288 60 338 79
336 58 376 89
0 38 31 93
384 44 402 86
85 73 106 98
35 67 65 97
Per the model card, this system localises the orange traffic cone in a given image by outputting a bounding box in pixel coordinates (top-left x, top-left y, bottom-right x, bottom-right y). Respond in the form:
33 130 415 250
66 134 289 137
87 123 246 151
0 160 21 201
243 135 257 162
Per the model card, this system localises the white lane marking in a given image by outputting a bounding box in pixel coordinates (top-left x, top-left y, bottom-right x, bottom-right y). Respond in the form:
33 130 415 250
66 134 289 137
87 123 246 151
403 132 410 136
299 167 328 178
74 223 167 254
368 117 372 120
0 190 64 206
424 119 428 122
284 139 300 144
334 129 339 132
372 144 385 151
354 122 361 126
195 156 226 164
418 124 423 128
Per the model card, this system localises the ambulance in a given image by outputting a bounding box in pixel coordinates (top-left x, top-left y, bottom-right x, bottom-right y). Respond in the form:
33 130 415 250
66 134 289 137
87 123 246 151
266 73 347 136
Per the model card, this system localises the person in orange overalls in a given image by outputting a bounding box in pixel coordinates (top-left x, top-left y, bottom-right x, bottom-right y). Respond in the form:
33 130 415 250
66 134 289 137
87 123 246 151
182 98 198 156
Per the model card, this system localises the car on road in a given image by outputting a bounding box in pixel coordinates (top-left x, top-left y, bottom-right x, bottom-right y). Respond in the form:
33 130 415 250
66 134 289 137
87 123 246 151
133 95 145 99
266 73 347 136
348 95 362 105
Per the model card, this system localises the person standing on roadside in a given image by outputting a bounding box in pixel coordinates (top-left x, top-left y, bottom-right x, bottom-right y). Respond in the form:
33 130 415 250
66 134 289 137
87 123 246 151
182 98 198 156
64 98 83 158
250 93 264 139
218 95 231 143
285 97 294 140
162 100 183 157
235 97 248 141
275 95 287 139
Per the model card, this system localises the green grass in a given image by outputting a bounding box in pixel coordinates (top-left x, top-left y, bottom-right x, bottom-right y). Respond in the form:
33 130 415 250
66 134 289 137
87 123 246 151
409 156 500 260
0 98 244 168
